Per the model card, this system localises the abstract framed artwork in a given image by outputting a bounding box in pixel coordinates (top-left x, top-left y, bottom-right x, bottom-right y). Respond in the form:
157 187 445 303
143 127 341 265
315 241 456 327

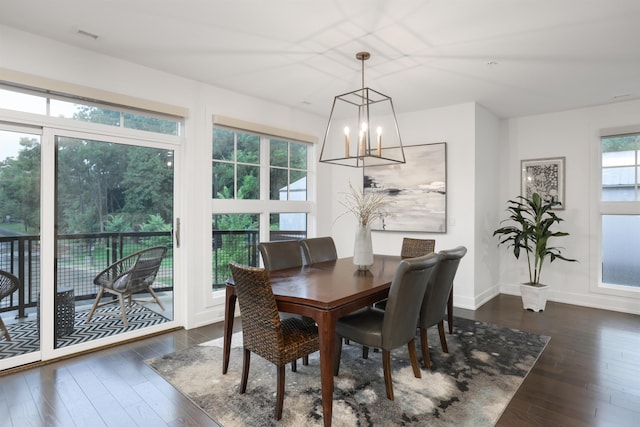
363 142 446 232
521 156 565 209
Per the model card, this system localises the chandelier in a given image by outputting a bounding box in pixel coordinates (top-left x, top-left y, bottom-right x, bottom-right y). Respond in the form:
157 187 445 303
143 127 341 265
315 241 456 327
319 52 405 167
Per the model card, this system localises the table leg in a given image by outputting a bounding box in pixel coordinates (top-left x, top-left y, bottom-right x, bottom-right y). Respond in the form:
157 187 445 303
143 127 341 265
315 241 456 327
447 287 453 334
222 284 237 374
316 311 336 427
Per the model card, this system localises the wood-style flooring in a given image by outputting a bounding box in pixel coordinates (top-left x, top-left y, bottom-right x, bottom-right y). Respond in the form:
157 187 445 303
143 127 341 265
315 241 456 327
0 294 638 427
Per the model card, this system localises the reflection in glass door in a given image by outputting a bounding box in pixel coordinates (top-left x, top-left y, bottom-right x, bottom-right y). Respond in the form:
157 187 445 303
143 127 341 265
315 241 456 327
0 126 41 367
54 135 174 348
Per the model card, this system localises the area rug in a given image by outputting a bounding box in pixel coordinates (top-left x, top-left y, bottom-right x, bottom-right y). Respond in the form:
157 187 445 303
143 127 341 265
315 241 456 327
145 317 549 427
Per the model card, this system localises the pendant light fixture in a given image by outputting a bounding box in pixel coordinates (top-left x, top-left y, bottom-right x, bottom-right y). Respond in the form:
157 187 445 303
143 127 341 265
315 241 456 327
319 52 405 167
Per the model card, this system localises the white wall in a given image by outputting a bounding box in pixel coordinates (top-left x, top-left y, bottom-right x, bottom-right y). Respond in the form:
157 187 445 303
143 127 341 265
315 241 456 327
499 100 640 315
328 102 491 310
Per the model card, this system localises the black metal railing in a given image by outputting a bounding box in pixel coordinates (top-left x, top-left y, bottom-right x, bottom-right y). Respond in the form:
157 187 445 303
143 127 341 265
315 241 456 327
1 228 308 315
0 232 173 318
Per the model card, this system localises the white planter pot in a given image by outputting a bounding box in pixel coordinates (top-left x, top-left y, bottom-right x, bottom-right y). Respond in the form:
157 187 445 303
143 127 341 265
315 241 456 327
520 284 549 312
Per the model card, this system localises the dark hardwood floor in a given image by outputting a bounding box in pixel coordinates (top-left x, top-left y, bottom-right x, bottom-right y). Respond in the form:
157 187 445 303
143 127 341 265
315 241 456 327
0 294 638 427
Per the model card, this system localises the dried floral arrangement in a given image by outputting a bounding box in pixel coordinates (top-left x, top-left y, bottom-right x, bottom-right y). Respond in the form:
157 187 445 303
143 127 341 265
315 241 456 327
338 180 389 227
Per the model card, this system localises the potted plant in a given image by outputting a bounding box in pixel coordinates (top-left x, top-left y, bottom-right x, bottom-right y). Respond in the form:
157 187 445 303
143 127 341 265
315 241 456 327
493 192 576 311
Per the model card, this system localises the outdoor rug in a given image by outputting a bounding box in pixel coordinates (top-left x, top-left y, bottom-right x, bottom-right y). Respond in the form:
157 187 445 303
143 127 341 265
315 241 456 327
0 304 170 358
145 317 550 427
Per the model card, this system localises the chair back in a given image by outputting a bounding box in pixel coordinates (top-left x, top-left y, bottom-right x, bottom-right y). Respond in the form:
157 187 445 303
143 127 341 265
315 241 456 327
0 270 19 300
126 246 167 291
229 262 283 358
419 246 467 329
258 240 303 271
401 238 435 258
382 252 441 350
299 237 338 265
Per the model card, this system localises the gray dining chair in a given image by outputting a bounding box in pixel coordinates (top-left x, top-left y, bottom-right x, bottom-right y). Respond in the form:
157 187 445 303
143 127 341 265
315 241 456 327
299 237 338 265
418 246 467 369
257 240 303 271
333 252 441 400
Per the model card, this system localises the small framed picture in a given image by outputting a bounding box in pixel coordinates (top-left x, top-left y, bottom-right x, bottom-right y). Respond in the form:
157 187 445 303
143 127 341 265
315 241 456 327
521 157 565 209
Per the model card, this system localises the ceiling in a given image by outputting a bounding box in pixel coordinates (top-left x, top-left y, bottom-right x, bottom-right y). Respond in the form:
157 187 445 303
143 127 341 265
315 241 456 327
2 0 640 119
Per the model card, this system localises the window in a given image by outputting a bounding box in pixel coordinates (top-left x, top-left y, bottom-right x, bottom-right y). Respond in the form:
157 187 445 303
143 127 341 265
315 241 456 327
211 127 312 291
0 85 182 136
600 133 640 291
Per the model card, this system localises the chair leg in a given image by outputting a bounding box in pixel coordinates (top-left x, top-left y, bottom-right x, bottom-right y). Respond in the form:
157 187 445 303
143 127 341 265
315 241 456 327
291 359 297 372
420 326 431 369
86 287 105 323
0 317 10 341
302 355 309 365
147 286 165 311
275 365 285 420
438 321 449 353
333 334 343 376
118 294 128 326
240 348 250 394
362 345 369 359
407 338 422 378
382 350 394 400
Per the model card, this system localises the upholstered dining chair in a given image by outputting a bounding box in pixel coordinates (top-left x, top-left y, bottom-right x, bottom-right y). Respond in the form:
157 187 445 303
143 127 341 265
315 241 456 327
299 236 338 265
257 240 303 271
401 237 436 259
0 270 20 341
374 237 436 311
418 246 467 369
333 253 440 400
229 262 319 421
87 246 167 326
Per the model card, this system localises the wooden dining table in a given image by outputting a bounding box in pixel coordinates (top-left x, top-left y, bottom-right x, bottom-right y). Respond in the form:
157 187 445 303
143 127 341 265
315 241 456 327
222 254 402 427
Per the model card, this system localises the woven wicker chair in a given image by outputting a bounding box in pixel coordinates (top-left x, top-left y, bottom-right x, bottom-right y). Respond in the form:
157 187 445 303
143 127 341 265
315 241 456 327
258 239 316 369
401 238 436 259
419 246 467 369
299 237 338 265
0 270 20 341
229 262 319 420
334 253 440 400
87 246 167 326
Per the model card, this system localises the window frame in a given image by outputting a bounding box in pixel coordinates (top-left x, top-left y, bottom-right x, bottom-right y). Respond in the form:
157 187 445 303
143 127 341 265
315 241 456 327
590 127 640 299
211 125 314 293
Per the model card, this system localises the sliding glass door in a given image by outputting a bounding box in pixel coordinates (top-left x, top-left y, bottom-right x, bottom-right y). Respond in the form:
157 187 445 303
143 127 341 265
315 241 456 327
0 125 42 369
53 134 175 348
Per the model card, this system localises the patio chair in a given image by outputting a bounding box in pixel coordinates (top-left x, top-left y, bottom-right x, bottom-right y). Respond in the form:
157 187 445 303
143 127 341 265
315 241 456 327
0 270 20 341
87 246 167 326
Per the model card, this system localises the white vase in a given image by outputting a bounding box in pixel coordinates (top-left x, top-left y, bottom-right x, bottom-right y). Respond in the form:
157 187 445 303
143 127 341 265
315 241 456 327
520 283 549 312
353 225 374 270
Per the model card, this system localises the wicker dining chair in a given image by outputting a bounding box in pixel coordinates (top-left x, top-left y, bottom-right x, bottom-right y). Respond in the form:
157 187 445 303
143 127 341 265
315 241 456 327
401 238 436 259
0 270 20 341
229 262 319 420
418 246 467 369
